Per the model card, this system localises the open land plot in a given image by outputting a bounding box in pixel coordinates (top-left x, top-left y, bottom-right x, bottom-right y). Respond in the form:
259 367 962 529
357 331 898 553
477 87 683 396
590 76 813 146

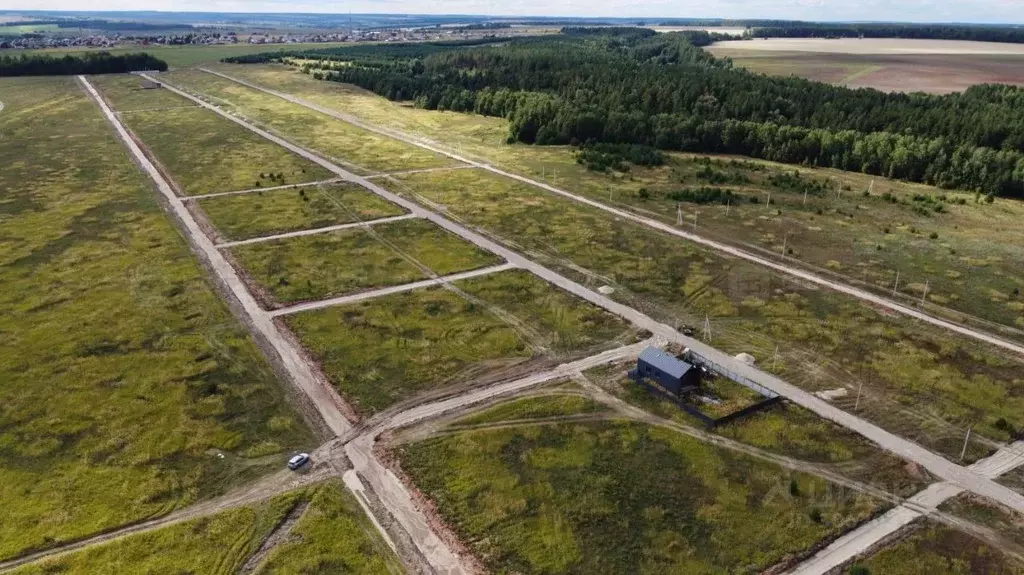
283 269 636 415
396 417 885 574
88 73 198 111
195 181 405 242
582 363 931 497
707 41 1024 93
93 77 333 195
0 77 314 561
229 217 501 307
843 521 1024 575
160 69 458 174
203 63 1024 338
10 480 400 575
254 480 403 574
382 168 1024 458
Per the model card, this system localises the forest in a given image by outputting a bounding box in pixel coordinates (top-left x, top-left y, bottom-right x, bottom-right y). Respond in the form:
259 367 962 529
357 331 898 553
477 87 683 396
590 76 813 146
225 28 1024 197
746 23 1024 44
0 52 167 76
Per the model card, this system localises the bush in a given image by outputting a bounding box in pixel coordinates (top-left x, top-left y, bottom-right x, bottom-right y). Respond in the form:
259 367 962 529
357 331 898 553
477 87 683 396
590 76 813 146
668 187 737 205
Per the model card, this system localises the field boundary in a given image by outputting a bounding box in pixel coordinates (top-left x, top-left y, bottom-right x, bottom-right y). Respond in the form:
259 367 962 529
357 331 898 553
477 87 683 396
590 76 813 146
184 178 344 200
216 213 419 248
268 262 517 316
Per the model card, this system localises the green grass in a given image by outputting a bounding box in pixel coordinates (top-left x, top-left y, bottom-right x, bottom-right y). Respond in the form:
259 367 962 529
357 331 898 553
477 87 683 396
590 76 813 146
161 69 456 174
212 63 1024 337
455 393 610 426
88 73 198 111
196 182 405 241
284 270 632 415
91 77 333 195
383 167 1022 459
845 522 1024 575
256 481 403 574
11 491 302 575
229 217 501 306
584 364 931 496
0 24 58 35
398 419 884 574
0 76 315 562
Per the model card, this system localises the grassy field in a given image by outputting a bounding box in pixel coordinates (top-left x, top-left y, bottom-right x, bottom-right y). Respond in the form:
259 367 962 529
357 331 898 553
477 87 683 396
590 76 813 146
583 363 930 496
0 77 314 561
454 392 610 426
256 481 404 574
0 24 58 35
207 63 1024 339
229 217 501 306
283 270 634 415
92 76 333 195
845 522 1024 575
161 69 457 174
11 480 400 574
89 73 198 111
18 42 354 68
382 167 1023 457
195 182 405 241
11 492 301 575
398 418 884 574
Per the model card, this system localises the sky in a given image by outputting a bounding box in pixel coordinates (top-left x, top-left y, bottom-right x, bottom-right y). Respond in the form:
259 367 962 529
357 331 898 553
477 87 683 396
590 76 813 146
7 0 1024 24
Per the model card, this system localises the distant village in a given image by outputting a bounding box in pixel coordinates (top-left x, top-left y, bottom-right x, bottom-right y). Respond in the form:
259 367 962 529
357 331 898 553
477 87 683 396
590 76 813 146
0 26 516 50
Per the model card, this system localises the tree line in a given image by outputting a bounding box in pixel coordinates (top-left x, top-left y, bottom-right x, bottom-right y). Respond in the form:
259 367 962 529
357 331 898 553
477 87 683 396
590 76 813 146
0 52 168 76
746 23 1024 44
224 29 1024 197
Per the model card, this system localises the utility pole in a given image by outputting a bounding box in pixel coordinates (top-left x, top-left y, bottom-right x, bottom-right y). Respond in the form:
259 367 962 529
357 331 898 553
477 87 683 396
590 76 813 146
693 211 698 232
781 235 787 258
772 345 779 371
726 198 731 217
766 191 771 209
702 314 712 341
677 203 683 227
803 188 808 205
608 187 613 203
892 270 900 297
960 426 973 461
920 279 930 306
855 381 864 410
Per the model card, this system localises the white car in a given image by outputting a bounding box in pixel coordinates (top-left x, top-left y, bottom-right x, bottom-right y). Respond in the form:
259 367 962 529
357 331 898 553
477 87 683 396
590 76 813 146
287 453 311 471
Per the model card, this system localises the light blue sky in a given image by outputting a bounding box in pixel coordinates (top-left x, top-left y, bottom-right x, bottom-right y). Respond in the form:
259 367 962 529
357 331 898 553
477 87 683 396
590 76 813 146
9 0 1024 24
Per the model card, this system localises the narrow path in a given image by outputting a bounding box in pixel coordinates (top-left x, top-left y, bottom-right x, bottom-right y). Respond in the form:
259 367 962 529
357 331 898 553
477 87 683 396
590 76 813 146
183 178 344 201
789 440 1024 574
198 67 1024 359
79 75 353 438
238 500 311 574
217 213 419 248
365 165 479 179
269 262 517 317
159 72 1024 518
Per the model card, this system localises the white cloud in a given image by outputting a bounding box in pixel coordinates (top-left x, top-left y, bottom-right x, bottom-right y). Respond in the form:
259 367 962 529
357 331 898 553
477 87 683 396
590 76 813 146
6 0 1024 23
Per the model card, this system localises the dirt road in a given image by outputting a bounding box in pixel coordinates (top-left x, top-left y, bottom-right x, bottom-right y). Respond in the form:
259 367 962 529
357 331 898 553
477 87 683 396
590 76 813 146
80 75 354 439
183 177 343 200
198 67 1024 360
